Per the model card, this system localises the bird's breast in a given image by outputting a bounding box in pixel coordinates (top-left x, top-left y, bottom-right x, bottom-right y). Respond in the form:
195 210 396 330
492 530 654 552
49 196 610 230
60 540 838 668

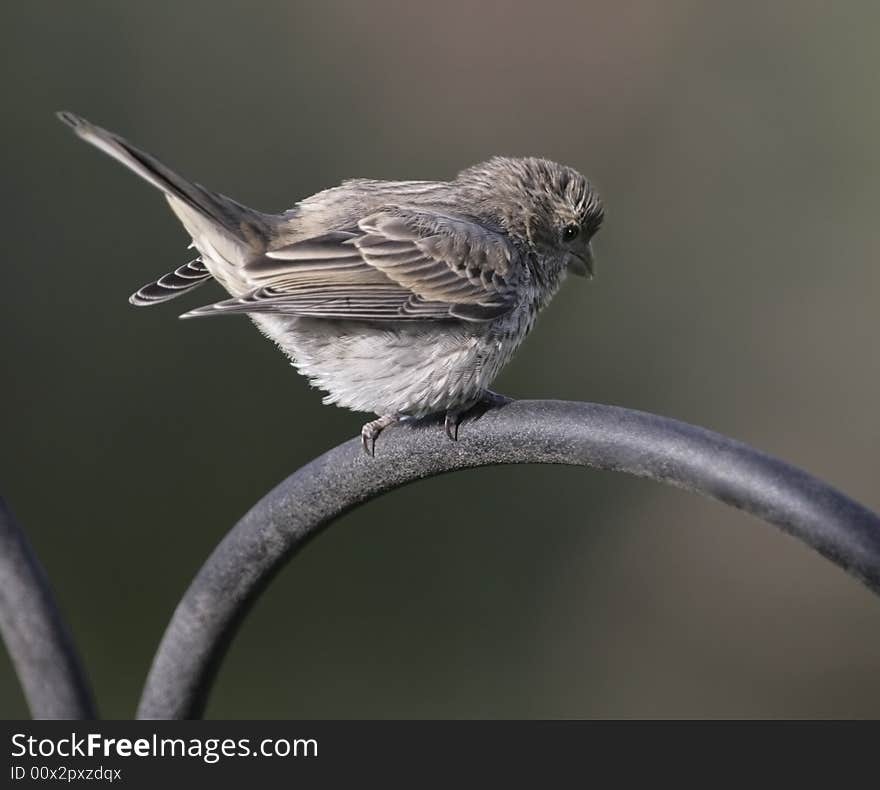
249 313 533 418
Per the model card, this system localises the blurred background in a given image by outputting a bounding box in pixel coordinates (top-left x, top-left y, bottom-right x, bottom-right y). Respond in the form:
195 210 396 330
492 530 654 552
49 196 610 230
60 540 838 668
1 0 879 718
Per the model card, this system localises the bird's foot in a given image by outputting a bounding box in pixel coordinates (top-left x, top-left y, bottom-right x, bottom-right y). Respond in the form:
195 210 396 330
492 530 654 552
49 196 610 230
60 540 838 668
444 410 462 441
480 390 513 408
361 414 398 457
443 391 513 442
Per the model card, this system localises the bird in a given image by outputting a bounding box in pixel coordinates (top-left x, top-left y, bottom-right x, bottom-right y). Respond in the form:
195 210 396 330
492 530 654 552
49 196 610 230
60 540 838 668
57 112 604 454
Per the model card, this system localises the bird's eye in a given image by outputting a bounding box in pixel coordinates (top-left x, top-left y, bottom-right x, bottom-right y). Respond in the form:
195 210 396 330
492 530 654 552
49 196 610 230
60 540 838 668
562 224 580 242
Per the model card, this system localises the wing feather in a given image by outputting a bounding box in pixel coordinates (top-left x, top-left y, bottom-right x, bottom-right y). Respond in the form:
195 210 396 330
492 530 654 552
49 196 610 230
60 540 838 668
130 258 212 306
183 208 521 322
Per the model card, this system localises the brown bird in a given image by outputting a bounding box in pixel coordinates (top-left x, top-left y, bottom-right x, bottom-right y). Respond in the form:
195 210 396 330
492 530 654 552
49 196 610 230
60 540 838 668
58 112 604 453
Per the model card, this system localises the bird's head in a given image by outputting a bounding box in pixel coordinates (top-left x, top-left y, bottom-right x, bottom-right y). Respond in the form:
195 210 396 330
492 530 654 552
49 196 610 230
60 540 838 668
457 156 604 279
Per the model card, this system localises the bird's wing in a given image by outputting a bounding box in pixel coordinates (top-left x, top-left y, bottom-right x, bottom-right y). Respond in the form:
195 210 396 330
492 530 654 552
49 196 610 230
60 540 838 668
180 209 521 322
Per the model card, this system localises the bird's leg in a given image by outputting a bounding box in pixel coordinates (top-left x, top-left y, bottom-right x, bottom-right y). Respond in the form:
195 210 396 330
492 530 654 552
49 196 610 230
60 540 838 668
361 414 398 457
444 391 513 442
444 410 463 442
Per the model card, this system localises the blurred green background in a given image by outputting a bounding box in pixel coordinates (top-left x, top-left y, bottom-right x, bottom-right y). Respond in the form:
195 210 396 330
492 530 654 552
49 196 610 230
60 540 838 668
1 1 878 718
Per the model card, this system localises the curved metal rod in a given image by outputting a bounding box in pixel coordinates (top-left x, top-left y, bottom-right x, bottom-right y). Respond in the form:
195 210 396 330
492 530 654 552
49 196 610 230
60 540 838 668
0 497 97 719
136 400 880 719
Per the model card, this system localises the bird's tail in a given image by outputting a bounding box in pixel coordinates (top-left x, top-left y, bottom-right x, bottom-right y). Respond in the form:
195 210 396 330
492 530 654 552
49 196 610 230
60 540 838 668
57 112 274 283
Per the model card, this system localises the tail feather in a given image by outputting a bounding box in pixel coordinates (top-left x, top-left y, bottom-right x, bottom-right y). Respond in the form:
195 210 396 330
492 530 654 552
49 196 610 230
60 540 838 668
56 111 271 245
129 258 213 306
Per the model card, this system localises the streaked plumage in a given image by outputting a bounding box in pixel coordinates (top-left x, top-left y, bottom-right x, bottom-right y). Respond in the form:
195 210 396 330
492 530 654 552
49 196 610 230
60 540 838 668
129 257 211 305
58 112 604 452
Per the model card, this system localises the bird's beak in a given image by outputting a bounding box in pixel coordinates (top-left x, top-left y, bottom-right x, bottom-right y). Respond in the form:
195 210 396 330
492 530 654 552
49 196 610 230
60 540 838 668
567 243 595 279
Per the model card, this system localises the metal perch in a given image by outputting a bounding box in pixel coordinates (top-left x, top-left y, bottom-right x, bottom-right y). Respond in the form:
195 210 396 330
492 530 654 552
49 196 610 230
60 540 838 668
0 497 97 719
132 399 880 719
2 400 878 718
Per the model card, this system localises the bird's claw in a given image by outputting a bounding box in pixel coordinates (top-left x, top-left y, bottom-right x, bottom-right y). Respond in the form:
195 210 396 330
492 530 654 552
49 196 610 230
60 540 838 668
362 395 511 455
444 411 461 441
443 392 511 442
360 415 397 457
